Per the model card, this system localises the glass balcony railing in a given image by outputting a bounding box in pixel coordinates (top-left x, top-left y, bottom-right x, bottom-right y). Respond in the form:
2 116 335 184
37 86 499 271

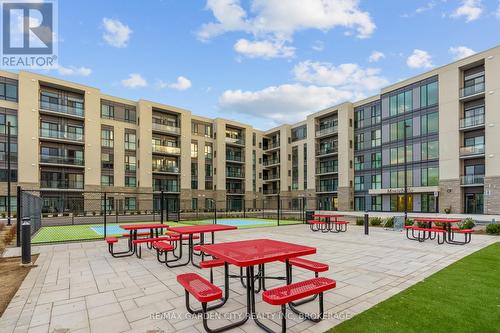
152 145 181 155
225 137 245 145
317 185 338 192
459 144 485 156
316 126 338 137
461 174 485 186
152 122 181 134
264 141 280 150
459 114 485 129
40 180 84 189
226 171 244 178
153 184 180 192
316 166 338 174
227 187 245 194
40 100 84 117
40 128 84 142
317 147 338 156
40 155 84 166
263 158 280 166
264 174 279 180
152 165 179 173
226 154 244 162
460 82 485 98
263 188 279 195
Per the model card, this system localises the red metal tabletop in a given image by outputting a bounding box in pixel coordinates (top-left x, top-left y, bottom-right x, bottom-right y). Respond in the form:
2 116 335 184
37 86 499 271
312 214 343 218
120 223 167 230
414 218 461 223
199 239 316 267
167 224 237 235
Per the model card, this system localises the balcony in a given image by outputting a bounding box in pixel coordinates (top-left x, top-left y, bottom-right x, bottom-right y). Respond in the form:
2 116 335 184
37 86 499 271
152 145 181 155
316 166 338 175
226 170 245 178
39 100 84 118
226 154 244 163
263 174 279 181
40 128 84 143
316 126 338 137
316 147 338 157
152 122 181 135
263 158 280 166
316 185 338 193
40 155 84 167
152 165 180 173
225 137 245 146
461 174 485 186
459 81 485 100
153 184 180 192
226 187 244 194
459 144 485 157
263 188 279 195
264 141 280 151
40 179 84 190
459 114 484 130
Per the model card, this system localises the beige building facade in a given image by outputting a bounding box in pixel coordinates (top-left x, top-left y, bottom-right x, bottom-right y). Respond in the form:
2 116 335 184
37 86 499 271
0 45 499 214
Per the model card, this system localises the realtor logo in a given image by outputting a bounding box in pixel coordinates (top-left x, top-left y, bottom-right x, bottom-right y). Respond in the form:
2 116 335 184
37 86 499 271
1 0 58 68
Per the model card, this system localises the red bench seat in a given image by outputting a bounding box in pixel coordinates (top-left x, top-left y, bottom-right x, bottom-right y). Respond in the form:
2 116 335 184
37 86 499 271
307 220 326 225
412 227 445 233
262 277 336 305
177 273 222 303
200 259 224 269
333 221 349 225
132 236 175 245
153 241 175 252
105 237 118 244
280 257 328 273
122 232 150 237
458 229 474 233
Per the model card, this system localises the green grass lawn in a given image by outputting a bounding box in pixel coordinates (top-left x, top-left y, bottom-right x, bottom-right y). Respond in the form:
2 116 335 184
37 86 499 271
31 218 303 244
329 242 500 333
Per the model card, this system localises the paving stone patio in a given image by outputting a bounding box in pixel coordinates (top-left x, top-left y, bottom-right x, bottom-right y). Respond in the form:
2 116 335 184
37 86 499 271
0 225 496 333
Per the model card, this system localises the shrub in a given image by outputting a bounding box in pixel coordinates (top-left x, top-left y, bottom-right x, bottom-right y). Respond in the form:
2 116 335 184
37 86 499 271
370 217 382 226
384 217 395 228
486 223 500 235
405 219 414 226
1 213 5 218
444 207 452 214
460 218 475 230
355 217 364 225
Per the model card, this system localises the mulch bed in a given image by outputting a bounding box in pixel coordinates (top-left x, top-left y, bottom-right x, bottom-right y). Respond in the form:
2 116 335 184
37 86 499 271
0 255 39 316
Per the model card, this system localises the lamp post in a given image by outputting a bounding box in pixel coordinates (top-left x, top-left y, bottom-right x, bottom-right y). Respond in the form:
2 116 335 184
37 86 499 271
7 121 12 226
403 122 411 224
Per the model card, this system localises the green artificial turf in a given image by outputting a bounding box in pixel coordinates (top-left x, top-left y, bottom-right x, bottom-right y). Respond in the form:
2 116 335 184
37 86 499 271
31 218 303 244
329 242 500 333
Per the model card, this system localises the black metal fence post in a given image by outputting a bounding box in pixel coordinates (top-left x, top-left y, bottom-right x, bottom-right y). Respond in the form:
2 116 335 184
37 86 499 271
243 200 246 218
160 191 164 224
21 217 31 265
7 122 11 226
364 211 369 235
214 199 217 224
277 193 280 226
103 192 107 239
16 186 21 247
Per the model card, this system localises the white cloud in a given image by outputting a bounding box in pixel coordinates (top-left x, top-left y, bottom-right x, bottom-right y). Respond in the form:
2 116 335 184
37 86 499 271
312 40 325 52
56 65 92 77
496 1 500 19
451 0 482 22
198 0 375 58
164 76 192 91
449 46 476 60
102 18 132 48
234 38 295 59
293 61 388 92
368 51 385 63
219 84 361 125
121 73 147 88
406 49 433 69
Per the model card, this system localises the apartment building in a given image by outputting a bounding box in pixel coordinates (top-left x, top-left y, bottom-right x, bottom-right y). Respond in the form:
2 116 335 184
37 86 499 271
0 45 499 214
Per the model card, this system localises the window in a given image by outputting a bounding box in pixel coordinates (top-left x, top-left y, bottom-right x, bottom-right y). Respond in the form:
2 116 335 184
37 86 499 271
204 143 213 159
204 124 212 138
125 108 136 123
191 142 198 158
371 174 381 189
422 141 439 160
192 198 198 210
421 112 438 135
371 195 382 211
0 196 17 213
205 198 214 210
354 110 364 129
0 142 17 162
0 169 17 182
205 163 213 177
420 81 438 107
354 133 364 150
125 155 136 171
390 145 412 165
101 129 114 147
371 104 381 124
125 197 137 211
390 170 413 188
371 129 381 147
354 176 364 191
421 167 439 186
125 176 136 187
101 175 114 186
390 95 397 116
124 133 136 150
390 90 413 116
369 153 380 170
0 113 17 135
390 119 412 141
354 197 365 211
101 104 114 119
101 153 113 169
464 135 484 147
291 125 307 141
354 155 364 171
0 78 18 102
421 194 437 213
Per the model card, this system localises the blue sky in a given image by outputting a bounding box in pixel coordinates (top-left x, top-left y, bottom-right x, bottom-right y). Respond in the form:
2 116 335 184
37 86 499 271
34 0 500 130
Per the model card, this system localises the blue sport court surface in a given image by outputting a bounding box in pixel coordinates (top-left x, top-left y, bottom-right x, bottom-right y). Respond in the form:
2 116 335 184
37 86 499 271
200 219 274 226
91 225 152 235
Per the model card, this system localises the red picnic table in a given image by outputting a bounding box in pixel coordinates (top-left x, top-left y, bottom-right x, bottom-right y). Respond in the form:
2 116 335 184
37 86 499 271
162 224 237 268
310 214 347 233
413 218 463 244
108 223 168 257
199 238 316 332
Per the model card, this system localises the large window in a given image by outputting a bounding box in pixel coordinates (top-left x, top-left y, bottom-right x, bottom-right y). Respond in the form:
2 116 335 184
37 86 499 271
354 176 364 191
421 112 438 135
101 153 113 170
371 104 381 124
191 142 198 158
125 155 136 171
421 167 439 186
390 119 412 141
101 104 114 119
125 176 136 187
354 110 364 129
421 141 439 160
371 129 381 147
124 133 136 150
354 155 364 171
125 197 137 211
371 174 381 189
354 133 364 150
390 170 413 188
421 194 437 213
420 81 438 107
390 145 413 165
101 175 114 186
0 113 17 135
204 143 213 159
0 78 18 102
371 152 381 169
354 197 365 211
101 129 114 147
371 195 382 211
390 90 413 116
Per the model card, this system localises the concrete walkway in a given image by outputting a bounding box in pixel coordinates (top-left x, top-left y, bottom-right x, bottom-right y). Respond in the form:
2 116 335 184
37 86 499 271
0 225 497 333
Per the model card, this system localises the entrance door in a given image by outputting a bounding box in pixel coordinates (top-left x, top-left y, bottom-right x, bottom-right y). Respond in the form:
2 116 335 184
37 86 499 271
396 194 413 212
465 193 483 214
